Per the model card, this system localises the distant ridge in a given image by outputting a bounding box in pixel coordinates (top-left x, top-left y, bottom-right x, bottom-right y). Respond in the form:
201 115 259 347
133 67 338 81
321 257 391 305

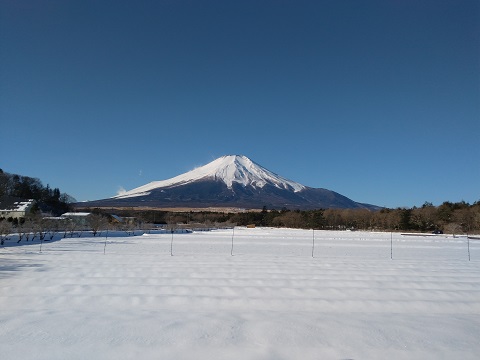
77 155 379 210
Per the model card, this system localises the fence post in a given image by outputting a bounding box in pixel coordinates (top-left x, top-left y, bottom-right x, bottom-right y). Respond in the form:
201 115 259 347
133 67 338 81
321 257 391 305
311 229 315 258
467 235 471 261
104 229 108 255
231 226 235 256
390 232 393 260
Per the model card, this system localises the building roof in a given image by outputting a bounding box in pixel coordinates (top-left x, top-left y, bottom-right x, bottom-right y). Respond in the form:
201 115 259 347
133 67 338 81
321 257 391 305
110 214 123 222
61 212 91 217
0 196 35 212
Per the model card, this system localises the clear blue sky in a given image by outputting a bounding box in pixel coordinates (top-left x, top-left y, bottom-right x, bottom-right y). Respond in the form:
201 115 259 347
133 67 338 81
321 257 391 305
1 0 479 208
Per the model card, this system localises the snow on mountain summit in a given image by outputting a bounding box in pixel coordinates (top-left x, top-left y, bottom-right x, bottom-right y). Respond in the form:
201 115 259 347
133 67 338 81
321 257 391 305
114 155 305 199
208 155 305 191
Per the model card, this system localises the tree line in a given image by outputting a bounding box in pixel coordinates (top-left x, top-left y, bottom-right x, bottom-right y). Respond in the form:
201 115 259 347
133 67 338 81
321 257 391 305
83 200 480 234
2 200 479 246
1 166 478 235
0 169 75 216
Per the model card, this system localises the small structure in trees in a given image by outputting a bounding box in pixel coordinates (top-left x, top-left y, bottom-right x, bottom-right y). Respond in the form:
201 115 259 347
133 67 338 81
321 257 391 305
0 196 36 219
60 212 92 229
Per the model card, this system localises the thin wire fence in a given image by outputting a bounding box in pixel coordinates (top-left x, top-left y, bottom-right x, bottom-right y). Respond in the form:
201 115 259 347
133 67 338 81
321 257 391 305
1 228 478 262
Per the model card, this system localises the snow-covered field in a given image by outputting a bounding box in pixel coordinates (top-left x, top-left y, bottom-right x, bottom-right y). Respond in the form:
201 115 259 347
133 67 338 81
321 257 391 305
1 228 479 360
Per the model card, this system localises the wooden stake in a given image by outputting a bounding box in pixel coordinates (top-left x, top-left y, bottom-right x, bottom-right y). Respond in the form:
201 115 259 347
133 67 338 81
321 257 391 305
104 229 108 255
467 235 471 261
390 232 393 260
231 227 235 256
312 229 315 258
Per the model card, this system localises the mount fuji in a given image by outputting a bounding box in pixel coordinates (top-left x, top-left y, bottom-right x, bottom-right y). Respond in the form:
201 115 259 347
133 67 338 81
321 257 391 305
78 155 379 210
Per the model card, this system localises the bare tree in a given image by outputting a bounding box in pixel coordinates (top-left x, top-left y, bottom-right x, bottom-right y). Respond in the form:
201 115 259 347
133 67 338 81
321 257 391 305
88 214 108 237
271 211 305 228
46 219 60 240
123 218 137 236
65 219 77 238
411 206 437 232
30 214 47 241
16 219 28 243
453 208 475 233
0 220 12 245
445 222 462 237
473 208 480 232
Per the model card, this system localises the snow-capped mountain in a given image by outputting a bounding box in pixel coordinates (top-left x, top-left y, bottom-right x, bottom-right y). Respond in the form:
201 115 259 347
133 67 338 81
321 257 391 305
114 155 305 199
79 155 378 210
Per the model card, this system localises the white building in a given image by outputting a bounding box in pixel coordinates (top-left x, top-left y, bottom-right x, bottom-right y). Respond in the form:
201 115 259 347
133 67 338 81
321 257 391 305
60 212 92 228
0 196 36 219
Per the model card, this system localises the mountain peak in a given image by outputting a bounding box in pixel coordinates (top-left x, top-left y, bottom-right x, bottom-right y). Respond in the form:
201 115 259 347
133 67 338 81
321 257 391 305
81 155 379 210
205 155 304 191
114 155 305 199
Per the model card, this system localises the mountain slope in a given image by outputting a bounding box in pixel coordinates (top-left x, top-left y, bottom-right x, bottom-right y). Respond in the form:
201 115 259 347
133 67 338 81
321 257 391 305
78 155 379 210
114 155 305 199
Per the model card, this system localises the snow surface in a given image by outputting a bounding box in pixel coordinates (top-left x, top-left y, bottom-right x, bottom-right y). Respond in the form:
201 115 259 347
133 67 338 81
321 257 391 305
1 228 479 360
114 155 305 199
